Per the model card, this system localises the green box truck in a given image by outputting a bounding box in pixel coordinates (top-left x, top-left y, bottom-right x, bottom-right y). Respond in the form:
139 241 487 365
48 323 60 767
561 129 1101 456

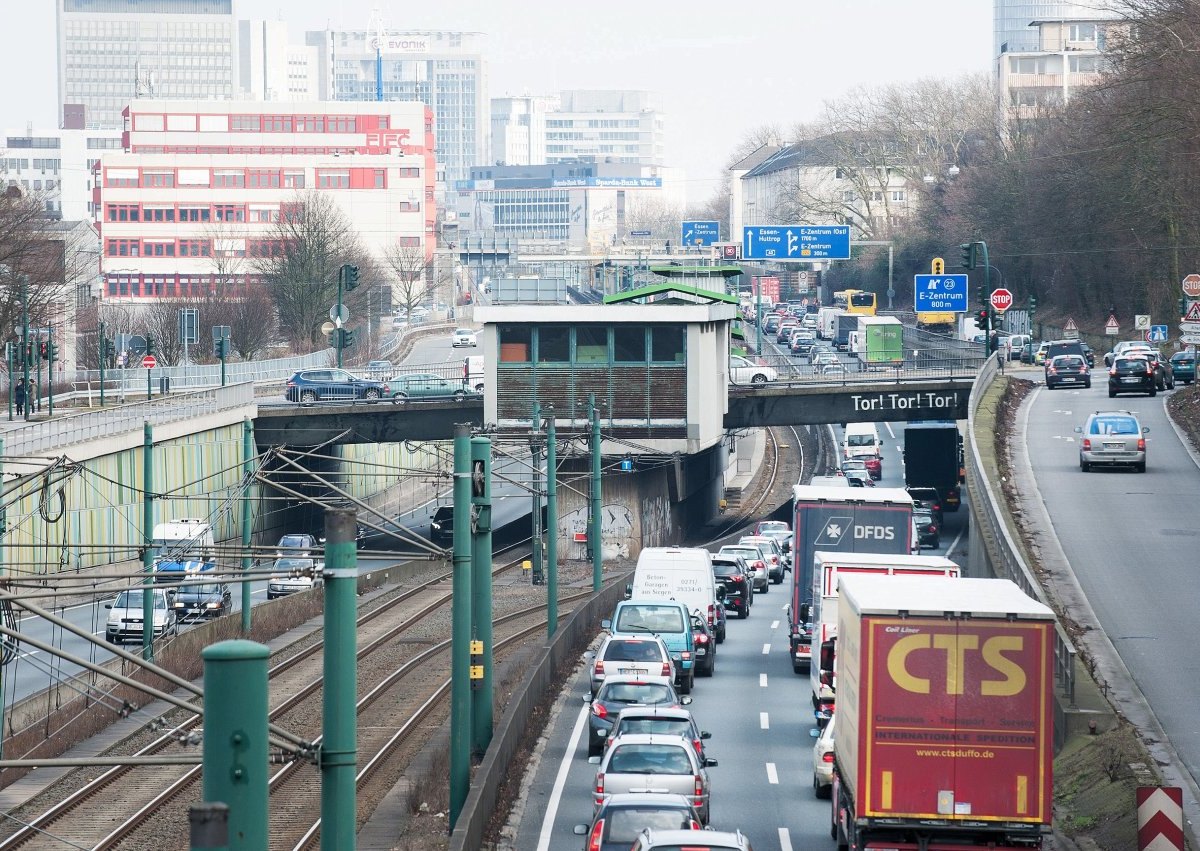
858 316 903 366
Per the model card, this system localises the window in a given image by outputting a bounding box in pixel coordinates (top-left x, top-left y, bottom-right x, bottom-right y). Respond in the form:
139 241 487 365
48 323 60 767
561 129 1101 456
231 114 261 131
178 239 210 257
399 200 420 212
891 190 906 202
179 206 210 222
1069 55 1101 73
499 325 531 362
144 241 175 257
249 207 279 223
373 169 386 188
213 170 245 188
1009 56 1046 75
537 327 569 362
575 327 608 363
263 115 293 132
107 203 139 222
106 173 137 188
396 236 420 247
1069 23 1096 42
398 167 421 178
296 116 324 132
613 327 646 362
283 171 305 188
650 327 684 363
249 170 280 188
318 170 350 189
213 204 245 222
106 238 140 257
143 171 175 188
144 207 175 222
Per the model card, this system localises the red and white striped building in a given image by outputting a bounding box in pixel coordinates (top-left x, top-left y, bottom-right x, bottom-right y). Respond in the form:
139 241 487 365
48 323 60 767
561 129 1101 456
96 100 435 302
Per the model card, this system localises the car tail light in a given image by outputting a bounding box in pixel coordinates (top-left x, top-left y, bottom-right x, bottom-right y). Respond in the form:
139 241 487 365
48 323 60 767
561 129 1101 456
688 818 701 830
1138 438 1146 451
681 650 691 661
695 632 709 645
694 774 704 802
591 702 607 720
587 819 604 851
661 661 672 677
1047 366 1057 375
755 560 765 571
595 773 605 797
932 502 940 512
1110 368 1117 376
1082 438 1092 451
693 738 703 753
286 381 296 387
1081 366 1089 373
707 603 715 627
928 525 938 534
823 751 835 764
1147 364 1154 375
594 660 604 677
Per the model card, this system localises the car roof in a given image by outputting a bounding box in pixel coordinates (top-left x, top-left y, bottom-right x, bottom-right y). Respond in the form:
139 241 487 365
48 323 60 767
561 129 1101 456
597 673 674 688
606 732 694 748
613 705 694 722
636 828 747 848
598 792 694 808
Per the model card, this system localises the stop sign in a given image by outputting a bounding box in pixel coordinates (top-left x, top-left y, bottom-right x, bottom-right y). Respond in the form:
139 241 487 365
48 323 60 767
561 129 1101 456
990 288 1014 313
142 354 157 368
1183 273 1200 298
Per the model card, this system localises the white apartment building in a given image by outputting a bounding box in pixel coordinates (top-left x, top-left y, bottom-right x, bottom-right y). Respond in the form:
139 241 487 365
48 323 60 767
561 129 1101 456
993 0 1118 58
546 90 665 166
238 19 320 102
490 95 557 166
2 126 124 220
997 17 1117 120
307 30 488 186
56 0 236 129
97 100 434 303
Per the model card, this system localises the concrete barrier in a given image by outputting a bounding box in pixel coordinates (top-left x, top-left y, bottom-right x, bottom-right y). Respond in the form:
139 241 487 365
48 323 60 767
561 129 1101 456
449 572 632 851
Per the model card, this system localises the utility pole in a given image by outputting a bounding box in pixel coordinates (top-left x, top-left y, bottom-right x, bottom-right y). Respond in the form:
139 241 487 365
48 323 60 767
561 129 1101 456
241 418 254 633
321 508 358 851
19 279 28 422
99 320 107 407
46 325 54 417
470 434 493 755
980 241 992 362
530 403 543 585
589 393 603 592
449 424 473 829
545 410 558 636
142 422 155 661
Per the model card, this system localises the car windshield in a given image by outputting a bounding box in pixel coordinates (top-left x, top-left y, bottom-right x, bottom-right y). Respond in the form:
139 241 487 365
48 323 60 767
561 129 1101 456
712 563 740 577
847 434 875 446
1053 357 1083 367
604 640 664 662
720 546 760 561
1172 354 1195 363
758 521 788 533
616 718 692 739
1115 358 1148 371
187 584 222 595
114 591 165 609
278 535 310 548
606 808 693 841
615 605 685 633
608 743 692 774
601 683 674 705
274 557 314 570
1090 416 1139 435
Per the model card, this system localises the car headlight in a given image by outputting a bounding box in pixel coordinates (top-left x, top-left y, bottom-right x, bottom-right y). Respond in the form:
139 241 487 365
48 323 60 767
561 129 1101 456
206 602 221 608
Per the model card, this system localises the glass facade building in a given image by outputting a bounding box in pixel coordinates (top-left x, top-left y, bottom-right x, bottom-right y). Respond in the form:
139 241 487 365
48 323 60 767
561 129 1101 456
994 1 1118 57
57 0 235 129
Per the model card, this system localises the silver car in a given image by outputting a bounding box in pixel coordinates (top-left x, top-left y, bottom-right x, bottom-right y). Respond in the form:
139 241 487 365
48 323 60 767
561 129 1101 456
590 733 717 824
268 556 324 599
717 545 768 592
1075 410 1148 473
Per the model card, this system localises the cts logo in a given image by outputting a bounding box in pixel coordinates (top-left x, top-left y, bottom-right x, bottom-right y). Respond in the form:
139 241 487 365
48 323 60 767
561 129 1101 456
818 517 852 545
886 633 1027 696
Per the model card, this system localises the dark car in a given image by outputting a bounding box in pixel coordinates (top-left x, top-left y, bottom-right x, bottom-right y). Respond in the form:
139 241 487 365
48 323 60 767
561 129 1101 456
573 793 702 851
285 368 387 404
387 372 482 405
585 675 691 757
1043 339 1087 366
170 581 232 621
1170 351 1197 385
430 505 454 545
1045 354 1091 389
1019 341 1035 364
1147 351 1175 390
912 507 940 549
1108 356 1157 397
789 333 816 356
711 555 752 619
905 486 943 524
690 612 717 677
1081 343 1096 368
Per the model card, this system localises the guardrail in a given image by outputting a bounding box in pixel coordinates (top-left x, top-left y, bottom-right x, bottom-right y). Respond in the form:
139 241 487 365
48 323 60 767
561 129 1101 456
967 356 1077 705
3 383 256 458
732 354 984 387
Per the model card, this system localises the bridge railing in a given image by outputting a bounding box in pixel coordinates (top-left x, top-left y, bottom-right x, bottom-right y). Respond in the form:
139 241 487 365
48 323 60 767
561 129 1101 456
967 355 1077 705
733 354 984 386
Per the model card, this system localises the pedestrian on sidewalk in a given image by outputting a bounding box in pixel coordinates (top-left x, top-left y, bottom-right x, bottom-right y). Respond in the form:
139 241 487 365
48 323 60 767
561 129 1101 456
13 378 25 416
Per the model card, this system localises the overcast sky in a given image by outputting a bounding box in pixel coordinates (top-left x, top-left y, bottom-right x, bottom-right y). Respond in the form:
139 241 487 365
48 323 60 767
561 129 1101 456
4 0 991 203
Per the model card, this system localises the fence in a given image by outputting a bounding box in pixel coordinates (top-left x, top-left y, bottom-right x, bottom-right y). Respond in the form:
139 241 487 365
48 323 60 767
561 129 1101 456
966 356 1077 704
3 383 255 458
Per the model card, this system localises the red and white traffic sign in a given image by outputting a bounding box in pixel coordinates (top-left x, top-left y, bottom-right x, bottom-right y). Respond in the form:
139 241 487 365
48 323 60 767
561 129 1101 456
1063 317 1078 331
1184 301 1200 323
1182 274 1200 298
1137 786 1183 851
989 288 1014 313
142 354 157 369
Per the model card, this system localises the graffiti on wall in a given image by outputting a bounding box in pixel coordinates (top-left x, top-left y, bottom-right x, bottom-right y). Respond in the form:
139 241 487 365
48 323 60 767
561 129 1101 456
558 502 635 560
639 494 672 547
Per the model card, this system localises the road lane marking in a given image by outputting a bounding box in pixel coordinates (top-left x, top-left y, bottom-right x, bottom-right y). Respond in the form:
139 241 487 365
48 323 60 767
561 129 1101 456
760 712 769 729
771 619 780 629
885 422 895 439
761 643 771 655
759 673 768 688
946 524 966 558
766 762 779 784
779 828 794 851
535 704 589 851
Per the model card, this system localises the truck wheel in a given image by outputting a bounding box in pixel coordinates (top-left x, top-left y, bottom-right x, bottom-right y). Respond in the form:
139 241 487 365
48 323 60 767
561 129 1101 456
815 778 832 799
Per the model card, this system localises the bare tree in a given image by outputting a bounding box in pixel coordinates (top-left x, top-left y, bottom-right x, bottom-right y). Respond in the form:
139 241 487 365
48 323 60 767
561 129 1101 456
226 287 277 359
0 189 74 359
382 243 429 322
625 197 683 244
141 300 186 366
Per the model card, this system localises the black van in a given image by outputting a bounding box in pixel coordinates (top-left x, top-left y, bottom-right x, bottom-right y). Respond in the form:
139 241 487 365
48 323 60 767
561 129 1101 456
1043 339 1086 372
430 505 454 545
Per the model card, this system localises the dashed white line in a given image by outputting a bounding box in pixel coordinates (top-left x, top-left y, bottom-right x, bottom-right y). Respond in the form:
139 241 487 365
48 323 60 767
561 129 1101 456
779 827 794 851
770 619 780 629
535 704 589 851
760 712 770 730
761 643 771 655
766 762 779 784
759 673 768 688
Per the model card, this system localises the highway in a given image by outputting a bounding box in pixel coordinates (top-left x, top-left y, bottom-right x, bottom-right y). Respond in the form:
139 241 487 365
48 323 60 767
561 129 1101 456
1021 376 1200 782
510 418 970 849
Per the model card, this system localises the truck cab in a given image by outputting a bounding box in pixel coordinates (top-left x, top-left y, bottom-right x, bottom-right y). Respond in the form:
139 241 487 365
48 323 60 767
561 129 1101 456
152 518 216 583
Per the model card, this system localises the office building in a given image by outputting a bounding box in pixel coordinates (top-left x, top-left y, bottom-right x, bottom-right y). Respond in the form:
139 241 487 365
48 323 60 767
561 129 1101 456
237 19 320 102
490 95 557 166
97 100 433 303
547 90 665 166
2 125 124 220
56 0 236 129
307 29 488 185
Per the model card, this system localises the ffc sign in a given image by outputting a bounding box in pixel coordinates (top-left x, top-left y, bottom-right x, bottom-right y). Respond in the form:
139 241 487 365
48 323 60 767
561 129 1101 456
365 130 413 148
886 633 1027 696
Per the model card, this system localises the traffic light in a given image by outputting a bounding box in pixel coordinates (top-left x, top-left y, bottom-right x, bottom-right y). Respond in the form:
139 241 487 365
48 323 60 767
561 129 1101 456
48 342 57 362
974 309 990 330
931 257 945 274
1029 294 1038 314
959 242 977 270
38 341 48 360
101 337 114 360
327 330 339 348
24 343 33 366
340 328 356 349
215 337 228 359
339 264 360 292
145 335 156 356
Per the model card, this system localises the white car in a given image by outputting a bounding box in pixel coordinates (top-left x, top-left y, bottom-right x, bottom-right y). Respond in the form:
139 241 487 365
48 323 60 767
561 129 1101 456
105 588 178 644
451 328 478 348
729 355 777 385
813 713 836 797
268 557 324 599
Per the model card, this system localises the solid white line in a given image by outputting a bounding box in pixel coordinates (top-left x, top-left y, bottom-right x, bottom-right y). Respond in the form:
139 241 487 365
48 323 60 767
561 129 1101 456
761 643 771 655
770 619 780 629
759 673 768 688
760 712 770 730
946 524 967 558
535 704 590 851
766 762 779 784
779 827 794 851
885 421 896 439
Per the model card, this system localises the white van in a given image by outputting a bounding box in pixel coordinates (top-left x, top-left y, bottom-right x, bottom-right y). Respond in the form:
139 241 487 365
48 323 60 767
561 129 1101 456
630 547 719 634
463 355 484 393
842 423 882 461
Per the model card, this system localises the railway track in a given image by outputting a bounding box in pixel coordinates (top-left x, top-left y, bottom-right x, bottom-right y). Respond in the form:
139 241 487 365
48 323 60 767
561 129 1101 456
0 545 559 850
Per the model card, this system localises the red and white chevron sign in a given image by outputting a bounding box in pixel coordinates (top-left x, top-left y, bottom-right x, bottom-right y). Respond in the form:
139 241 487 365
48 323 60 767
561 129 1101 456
1138 786 1184 850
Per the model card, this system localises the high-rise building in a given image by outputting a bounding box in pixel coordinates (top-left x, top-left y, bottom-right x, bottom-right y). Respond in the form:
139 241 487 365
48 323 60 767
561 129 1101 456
546 91 665 166
490 95 557 167
56 0 236 129
2 125 123 220
307 30 488 185
993 1 1118 58
997 16 1118 120
238 19 320 102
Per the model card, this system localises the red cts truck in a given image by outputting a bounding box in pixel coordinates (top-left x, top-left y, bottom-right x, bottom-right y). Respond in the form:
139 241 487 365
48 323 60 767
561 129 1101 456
832 574 1055 851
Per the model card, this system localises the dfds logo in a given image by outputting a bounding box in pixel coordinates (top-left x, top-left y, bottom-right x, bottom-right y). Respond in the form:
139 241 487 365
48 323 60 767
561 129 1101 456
886 633 1027 696
854 526 894 541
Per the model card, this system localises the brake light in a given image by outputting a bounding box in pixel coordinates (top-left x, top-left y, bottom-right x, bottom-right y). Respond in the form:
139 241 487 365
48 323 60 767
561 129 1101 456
694 774 704 802
928 525 938 534
707 603 715 627
1147 364 1154 375
661 661 672 677
689 818 701 830
595 772 605 797
932 502 940 512
693 738 703 753
755 560 765 571
681 650 691 660
594 660 604 677
591 702 607 720
1047 367 1057 375
823 751 835 764
1082 438 1091 451
695 632 709 645
1138 438 1146 451
587 819 604 851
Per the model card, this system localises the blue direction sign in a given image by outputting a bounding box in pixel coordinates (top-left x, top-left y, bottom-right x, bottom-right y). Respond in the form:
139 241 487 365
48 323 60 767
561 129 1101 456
741 225 851 260
682 220 719 246
913 274 969 312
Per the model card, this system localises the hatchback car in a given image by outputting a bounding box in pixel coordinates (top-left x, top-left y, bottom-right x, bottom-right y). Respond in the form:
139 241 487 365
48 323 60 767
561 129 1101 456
1076 410 1148 472
1045 354 1091 389
585 675 691 757
690 612 717 676
738 535 785 584
1171 351 1197 384
573 793 701 851
606 707 712 760
285 369 387 403
813 714 836 798
728 356 777 385
905 486 943 523
711 555 752 619
387 373 480 404
267 557 323 599
275 533 318 558
590 733 717 824
1108 356 1157 397
590 634 674 697
1148 350 1176 390
1033 342 1049 365
451 328 478 347
718 544 768 592
105 588 178 643
912 507 940 549
171 582 232 621
1104 340 1154 367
